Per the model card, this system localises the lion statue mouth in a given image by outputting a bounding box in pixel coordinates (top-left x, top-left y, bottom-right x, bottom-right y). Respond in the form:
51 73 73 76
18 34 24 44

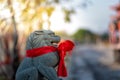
51 42 58 46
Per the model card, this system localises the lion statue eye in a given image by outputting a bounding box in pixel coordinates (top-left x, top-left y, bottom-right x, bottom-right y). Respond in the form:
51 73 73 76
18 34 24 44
48 33 55 36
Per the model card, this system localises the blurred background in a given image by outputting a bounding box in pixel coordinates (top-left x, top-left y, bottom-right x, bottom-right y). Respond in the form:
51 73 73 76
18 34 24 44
1 0 120 80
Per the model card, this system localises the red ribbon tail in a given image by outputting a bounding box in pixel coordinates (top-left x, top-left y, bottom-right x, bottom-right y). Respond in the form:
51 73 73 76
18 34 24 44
57 59 67 77
57 51 67 77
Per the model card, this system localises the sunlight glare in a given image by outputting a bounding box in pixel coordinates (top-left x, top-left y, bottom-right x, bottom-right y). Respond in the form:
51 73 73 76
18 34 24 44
43 22 49 30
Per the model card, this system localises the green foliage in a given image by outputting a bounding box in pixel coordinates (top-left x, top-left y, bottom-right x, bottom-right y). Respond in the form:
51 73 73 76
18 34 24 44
62 8 75 22
46 7 55 17
72 28 97 43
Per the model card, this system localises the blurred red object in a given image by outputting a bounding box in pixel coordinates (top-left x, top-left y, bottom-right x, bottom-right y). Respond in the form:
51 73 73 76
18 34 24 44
110 3 120 11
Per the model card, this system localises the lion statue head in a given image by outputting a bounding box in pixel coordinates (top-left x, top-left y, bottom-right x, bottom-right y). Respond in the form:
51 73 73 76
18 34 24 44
26 30 61 50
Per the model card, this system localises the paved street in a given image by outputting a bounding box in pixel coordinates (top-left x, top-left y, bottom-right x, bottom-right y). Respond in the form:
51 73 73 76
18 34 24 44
65 44 120 80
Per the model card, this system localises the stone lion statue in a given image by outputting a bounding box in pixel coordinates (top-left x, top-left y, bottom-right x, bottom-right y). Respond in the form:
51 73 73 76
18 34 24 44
16 30 61 80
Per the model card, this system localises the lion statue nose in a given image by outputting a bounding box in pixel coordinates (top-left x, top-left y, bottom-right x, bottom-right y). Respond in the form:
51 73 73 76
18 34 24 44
50 35 61 47
51 36 61 43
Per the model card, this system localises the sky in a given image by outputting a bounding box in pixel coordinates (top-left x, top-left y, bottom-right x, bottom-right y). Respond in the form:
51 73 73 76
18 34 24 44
49 0 119 35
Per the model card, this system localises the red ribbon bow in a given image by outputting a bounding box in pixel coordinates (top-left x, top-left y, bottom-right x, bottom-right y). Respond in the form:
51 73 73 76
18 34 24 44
57 40 74 77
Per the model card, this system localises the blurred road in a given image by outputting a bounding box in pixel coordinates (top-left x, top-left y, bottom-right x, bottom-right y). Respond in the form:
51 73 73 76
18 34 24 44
65 44 120 80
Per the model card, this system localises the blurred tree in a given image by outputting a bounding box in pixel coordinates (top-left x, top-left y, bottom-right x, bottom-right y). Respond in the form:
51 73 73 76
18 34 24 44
16 0 59 33
62 8 75 22
72 29 97 43
7 0 20 79
100 32 109 42
0 0 92 33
